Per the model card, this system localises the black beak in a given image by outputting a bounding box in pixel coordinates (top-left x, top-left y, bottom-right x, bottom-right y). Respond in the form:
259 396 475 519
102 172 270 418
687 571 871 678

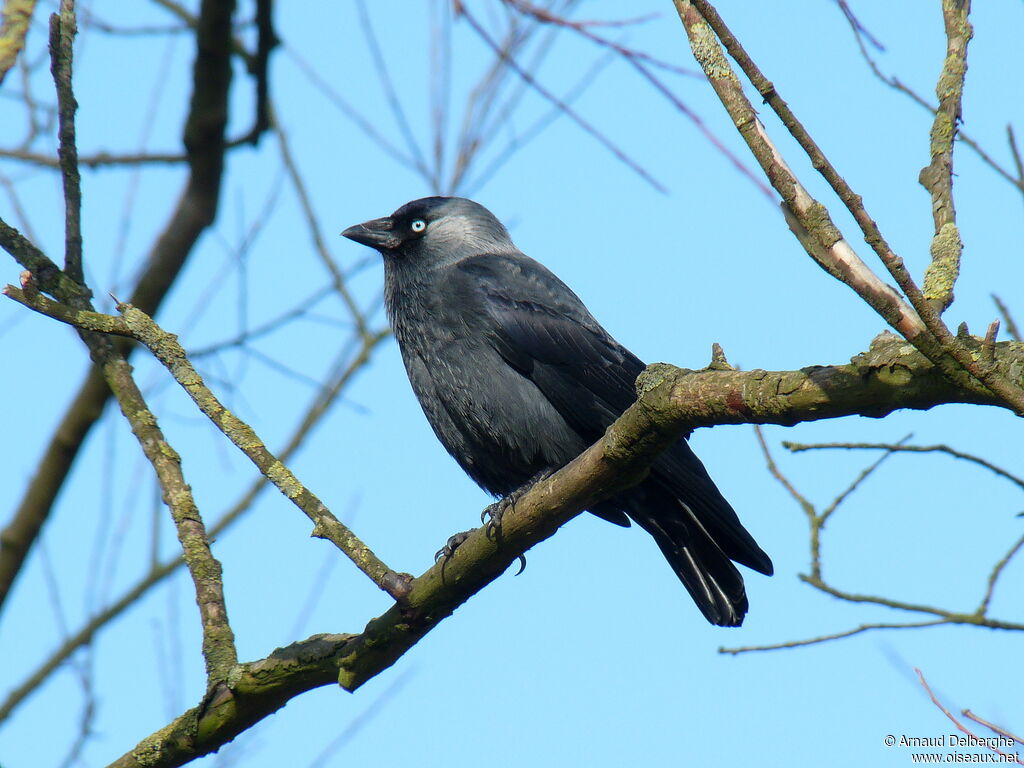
341 216 401 251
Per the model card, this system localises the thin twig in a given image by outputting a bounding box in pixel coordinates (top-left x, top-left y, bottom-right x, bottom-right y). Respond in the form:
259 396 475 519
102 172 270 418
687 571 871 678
993 295 1022 342
961 710 1024 747
270 107 371 339
48 0 84 286
502 0 772 198
977 533 1024 616
460 3 668 193
356 0 429 179
782 440 1024 492
720 620 948 655
916 669 1024 764
838 1 1024 198
735 428 1024 655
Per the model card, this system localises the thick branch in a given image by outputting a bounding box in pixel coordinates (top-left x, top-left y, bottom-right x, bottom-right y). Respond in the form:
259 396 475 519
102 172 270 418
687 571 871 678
2 286 1013 766
103 352 699 768
631 333 1015 428
98 325 1024 765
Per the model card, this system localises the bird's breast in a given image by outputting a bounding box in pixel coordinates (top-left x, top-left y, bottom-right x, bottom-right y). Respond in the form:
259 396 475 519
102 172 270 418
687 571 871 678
391 316 585 496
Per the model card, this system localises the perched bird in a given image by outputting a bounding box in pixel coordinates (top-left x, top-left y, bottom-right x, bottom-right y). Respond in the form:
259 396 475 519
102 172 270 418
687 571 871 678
343 197 772 626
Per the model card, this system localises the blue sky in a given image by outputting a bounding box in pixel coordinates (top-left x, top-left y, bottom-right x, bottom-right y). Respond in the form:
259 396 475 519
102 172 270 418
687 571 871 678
2 2 1023 767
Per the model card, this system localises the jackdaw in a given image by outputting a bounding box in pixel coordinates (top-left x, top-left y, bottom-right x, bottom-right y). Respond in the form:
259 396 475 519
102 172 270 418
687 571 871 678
343 196 772 626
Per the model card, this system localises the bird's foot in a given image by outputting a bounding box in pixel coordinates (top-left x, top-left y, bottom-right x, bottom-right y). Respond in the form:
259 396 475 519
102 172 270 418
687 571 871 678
481 468 555 535
480 497 510 539
433 527 526 578
475 498 525 574
435 530 473 563
434 529 473 584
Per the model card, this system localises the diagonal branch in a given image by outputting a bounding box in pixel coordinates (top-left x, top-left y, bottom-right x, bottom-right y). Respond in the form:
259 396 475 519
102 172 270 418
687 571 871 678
5 261 238 686
101 338 715 768
5 287 411 600
0 325 389 723
0 0 242 615
674 0 1024 418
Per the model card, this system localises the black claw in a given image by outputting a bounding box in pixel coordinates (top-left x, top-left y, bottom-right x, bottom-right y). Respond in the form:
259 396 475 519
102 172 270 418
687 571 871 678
435 529 474 584
435 530 472 563
513 554 527 575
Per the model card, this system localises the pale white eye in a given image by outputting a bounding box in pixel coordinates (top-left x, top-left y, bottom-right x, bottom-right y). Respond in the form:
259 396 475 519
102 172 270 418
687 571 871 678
410 219 427 233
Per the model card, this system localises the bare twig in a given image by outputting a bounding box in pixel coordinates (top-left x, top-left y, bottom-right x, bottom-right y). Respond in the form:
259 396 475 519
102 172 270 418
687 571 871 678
781 440 1024 492
459 3 668 193
977 533 1024 616
838 2 1024 199
1009 125 1024 200
722 429 1024 655
720 619 948 655
502 0 773 198
0 327 389 722
962 710 1024 747
284 44 422 173
676 0 1024 416
270 107 372 339
5 287 411 600
356 0 429 179
993 295 1022 342
919 0 971 315
916 669 1024 764
49 0 83 286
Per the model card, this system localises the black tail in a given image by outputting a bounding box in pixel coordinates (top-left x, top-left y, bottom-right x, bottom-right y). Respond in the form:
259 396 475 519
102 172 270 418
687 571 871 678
628 501 753 626
606 441 773 626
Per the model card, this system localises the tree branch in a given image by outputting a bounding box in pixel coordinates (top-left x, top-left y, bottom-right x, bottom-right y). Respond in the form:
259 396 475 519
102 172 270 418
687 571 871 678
5 286 411 600
0 325 389 722
675 0 1024 417
0 0 241 615
48 1 83 285
100 344 721 767
0 0 35 86
919 0 971 315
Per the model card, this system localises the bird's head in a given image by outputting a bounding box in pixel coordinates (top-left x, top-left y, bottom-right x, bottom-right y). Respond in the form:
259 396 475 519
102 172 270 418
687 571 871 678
342 196 517 263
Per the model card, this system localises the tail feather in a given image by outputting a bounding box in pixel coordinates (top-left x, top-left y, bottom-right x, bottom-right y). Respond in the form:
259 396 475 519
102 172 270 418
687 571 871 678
629 504 749 626
654 446 774 577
